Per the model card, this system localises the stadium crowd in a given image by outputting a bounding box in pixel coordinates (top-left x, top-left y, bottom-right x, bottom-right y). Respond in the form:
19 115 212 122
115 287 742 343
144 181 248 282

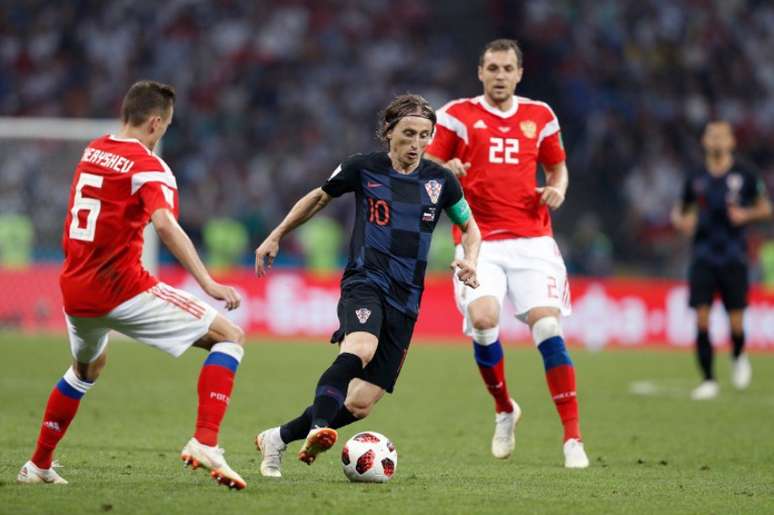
1 0 772 277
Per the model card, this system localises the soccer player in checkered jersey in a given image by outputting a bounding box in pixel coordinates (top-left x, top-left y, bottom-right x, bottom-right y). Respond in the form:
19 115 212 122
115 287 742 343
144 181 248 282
253 94 481 477
17 81 248 489
671 121 772 400
426 39 589 468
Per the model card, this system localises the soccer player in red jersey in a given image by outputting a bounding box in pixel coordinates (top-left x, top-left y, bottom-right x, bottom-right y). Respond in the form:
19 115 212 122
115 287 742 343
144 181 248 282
426 39 589 468
17 81 248 489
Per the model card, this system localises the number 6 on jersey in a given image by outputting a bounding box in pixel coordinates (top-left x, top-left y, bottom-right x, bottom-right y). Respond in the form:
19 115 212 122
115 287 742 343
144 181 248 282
69 173 103 242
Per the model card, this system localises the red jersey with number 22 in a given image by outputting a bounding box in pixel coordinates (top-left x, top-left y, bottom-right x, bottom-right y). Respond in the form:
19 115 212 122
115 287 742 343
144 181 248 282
426 95 566 244
60 135 179 317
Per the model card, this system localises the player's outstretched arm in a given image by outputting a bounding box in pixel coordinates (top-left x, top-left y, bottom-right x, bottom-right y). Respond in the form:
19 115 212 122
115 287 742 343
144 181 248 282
452 216 481 289
151 208 241 310
537 161 569 209
254 187 332 277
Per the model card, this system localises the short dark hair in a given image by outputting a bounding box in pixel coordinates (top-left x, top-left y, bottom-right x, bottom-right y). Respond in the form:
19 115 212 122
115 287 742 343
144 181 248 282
479 38 523 67
120 80 176 126
377 94 436 143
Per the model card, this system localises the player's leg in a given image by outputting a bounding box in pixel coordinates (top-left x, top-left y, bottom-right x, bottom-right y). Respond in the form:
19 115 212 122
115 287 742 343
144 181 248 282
688 261 718 399
18 316 110 484
297 331 378 465
257 378 385 478
179 313 247 488
720 261 751 390
108 283 246 489
509 237 586 468
277 283 381 467
454 243 518 458
524 307 587 468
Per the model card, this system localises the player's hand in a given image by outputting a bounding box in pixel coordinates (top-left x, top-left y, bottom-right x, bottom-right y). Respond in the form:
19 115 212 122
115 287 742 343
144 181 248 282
535 186 565 209
203 281 241 311
451 259 479 289
727 204 750 226
255 237 280 277
445 158 471 178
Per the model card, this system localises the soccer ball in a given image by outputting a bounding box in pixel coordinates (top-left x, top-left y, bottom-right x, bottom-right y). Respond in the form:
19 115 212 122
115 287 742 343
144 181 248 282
341 431 398 483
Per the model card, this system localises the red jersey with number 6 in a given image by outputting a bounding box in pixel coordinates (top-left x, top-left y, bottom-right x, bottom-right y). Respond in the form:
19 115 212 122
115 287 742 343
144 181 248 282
426 95 566 243
60 135 179 317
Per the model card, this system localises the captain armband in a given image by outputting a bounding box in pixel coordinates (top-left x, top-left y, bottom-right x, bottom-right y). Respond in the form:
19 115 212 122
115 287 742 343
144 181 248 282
447 197 471 226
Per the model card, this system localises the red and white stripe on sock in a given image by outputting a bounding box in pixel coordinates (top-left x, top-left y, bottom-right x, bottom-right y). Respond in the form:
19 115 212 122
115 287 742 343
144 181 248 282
194 342 243 446
472 326 513 414
31 367 94 469
533 317 581 442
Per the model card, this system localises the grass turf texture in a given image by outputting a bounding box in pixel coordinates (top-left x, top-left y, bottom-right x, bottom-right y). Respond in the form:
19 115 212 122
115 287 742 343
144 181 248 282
1 333 773 514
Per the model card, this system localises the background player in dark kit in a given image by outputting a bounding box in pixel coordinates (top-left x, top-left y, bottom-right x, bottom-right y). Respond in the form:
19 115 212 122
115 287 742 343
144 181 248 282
672 120 771 400
253 94 481 477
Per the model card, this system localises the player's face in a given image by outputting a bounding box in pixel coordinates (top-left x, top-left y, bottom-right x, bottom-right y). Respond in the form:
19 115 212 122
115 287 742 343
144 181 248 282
702 122 735 156
478 50 523 103
387 116 435 168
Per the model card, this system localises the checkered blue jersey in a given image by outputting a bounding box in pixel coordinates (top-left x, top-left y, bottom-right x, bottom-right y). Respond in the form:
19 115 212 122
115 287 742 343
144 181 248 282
322 152 464 318
681 161 767 266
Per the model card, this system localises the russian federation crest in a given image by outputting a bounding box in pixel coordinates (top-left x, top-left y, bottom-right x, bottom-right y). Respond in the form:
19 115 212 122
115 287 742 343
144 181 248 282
355 308 372 324
425 180 442 204
520 120 537 138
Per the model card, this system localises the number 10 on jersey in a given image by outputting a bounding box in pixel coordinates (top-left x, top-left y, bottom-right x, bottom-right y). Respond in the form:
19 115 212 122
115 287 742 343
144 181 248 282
368 198 390 226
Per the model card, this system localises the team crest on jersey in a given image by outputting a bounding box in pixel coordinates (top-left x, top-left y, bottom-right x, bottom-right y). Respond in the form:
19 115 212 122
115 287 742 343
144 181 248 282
520 120 537 138
425 180 442 204
355 308 372 324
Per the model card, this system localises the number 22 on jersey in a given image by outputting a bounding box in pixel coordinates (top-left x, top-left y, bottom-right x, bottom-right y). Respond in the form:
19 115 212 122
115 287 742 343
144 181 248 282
488 137 519 165
69 173 103 242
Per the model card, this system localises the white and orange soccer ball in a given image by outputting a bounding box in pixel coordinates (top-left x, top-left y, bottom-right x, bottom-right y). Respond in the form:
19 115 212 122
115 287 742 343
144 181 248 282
341 431 397 483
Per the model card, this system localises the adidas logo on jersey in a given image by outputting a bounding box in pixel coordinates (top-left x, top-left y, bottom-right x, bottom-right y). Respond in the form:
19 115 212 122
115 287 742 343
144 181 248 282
473 120 487 129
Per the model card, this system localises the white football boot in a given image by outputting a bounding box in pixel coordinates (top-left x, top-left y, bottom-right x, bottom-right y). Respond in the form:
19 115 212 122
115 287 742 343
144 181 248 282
491 399 522 459
563 439 590 468
731 354 752 390
16 460 67 484
256 427 287 478
180 437 246 490
690 380 719 400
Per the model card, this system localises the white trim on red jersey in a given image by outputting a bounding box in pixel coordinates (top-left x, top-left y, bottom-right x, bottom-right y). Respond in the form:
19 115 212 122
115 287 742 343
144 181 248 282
436 109 469 144
131 171 178 194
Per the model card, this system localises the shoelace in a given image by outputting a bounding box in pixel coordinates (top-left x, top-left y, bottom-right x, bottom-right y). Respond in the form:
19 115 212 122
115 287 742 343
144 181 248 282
50 460 63 470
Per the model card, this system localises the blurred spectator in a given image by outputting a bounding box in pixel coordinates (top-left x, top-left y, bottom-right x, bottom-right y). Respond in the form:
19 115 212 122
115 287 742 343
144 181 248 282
202 217 249 271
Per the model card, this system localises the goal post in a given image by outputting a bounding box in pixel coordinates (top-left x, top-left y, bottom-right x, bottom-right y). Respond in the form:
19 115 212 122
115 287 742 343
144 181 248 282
0 116 160 273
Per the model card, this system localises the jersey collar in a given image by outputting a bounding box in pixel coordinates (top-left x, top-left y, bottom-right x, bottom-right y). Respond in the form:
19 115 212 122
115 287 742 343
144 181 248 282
475 95 519 119
108 134 153 154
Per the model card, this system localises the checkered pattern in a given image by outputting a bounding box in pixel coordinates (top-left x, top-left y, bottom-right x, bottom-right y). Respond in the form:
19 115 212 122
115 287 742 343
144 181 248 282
681 165 762 266
323 153 463 317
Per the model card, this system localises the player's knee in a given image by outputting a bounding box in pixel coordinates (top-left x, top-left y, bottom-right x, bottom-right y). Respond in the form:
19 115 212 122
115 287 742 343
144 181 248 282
223 322 245 345
469 311 499 331
531 316 562 345
74 353 107 382
345 398 374 419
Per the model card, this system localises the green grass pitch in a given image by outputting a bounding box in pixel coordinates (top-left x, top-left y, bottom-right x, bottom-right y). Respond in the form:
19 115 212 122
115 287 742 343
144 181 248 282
1 332 773 514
